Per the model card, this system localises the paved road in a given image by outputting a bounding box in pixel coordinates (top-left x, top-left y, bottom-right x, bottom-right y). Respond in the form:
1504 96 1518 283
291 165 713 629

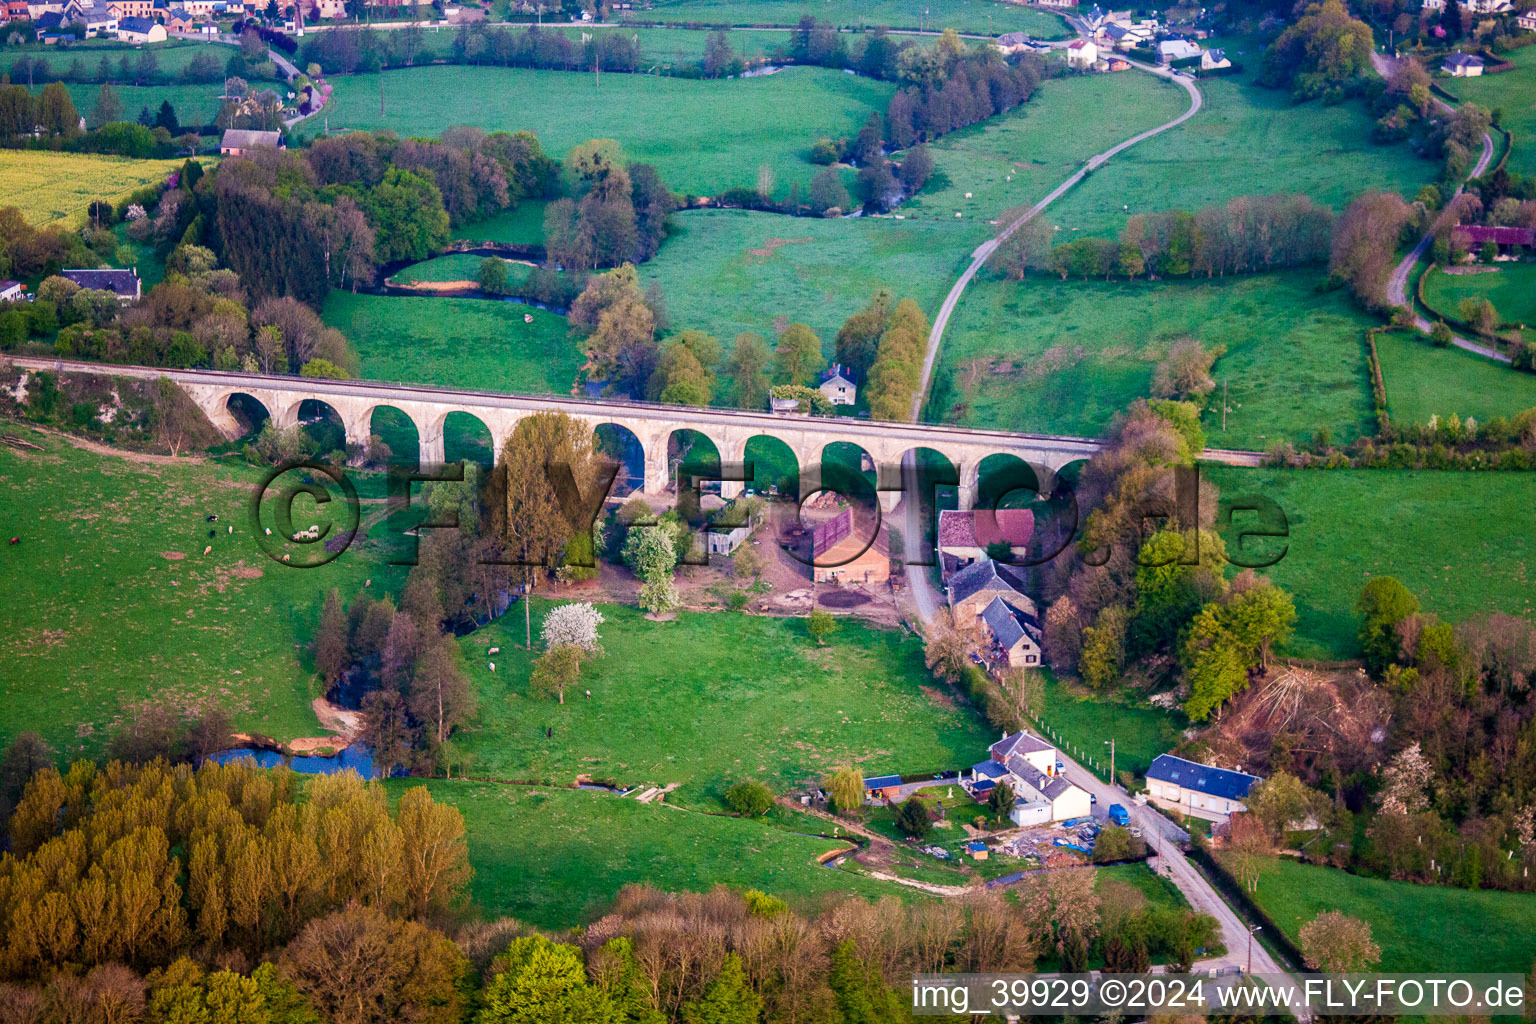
901 449 943 623
1370 51 1506 363
910 56 1206 420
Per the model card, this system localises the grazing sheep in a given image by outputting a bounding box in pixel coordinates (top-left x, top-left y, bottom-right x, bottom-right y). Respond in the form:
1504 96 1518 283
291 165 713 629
585 690 591 699
227 526 233 534
488 647 500 655
7 537 17 546
282 553 291 562
203 545 212 555
488 662 495 672
206 514 219 522
264 528 272 536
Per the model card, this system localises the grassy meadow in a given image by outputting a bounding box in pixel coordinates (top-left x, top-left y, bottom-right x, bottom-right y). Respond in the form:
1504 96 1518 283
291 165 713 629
1441 44 1536 180
1421 262 1536 329
1045 54 1438 235
1245 857 1536 974
0 422 406 757
929 270 1377 450
452 599 995 807
450 200 548 246
405 780 903 928
618 0 1071 37
321 64 894 199
0 149 188 226
1030 674 1184 779
1204 465 1536 658
1376 331 1536 426
322 293 584 395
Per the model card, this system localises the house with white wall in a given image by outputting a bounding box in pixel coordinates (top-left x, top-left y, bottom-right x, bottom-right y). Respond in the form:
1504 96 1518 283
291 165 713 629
1145 754 1260 823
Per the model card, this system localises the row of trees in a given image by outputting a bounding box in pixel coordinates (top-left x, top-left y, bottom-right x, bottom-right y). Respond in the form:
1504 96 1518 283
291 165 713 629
994 194 1335 283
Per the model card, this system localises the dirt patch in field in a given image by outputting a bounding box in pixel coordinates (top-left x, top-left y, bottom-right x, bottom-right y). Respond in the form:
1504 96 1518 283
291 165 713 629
817 588 871 608
161 551 185 560
232 565 263 579
920 684 962 709
1443 265 1499 275
40 425 199 466
746 236 813 260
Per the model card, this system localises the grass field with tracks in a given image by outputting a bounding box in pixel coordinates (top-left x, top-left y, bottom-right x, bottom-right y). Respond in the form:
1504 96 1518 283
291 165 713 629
322 293 583 395
1204 466 1536 658
1376 330 1536 426
1421 262 1536 330
0 423 406 757
930 270 1377 450
0 149 188 226
453 599 994 807
322 64 893 200
1244 856 1536 974
1442 44 1536 180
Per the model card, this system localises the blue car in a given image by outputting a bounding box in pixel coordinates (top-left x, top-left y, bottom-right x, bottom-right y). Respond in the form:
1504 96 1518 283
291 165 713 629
1108 804 1131 827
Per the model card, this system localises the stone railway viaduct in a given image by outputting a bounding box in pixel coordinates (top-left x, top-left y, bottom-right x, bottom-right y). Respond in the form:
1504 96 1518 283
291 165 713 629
11 359 1260 507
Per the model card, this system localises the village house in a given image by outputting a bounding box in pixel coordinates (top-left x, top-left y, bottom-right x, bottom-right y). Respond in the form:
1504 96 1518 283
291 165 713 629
1145 754 1260 823
220 128 283 155
105 0 154 18
862 774 903 803
3 0 30 20
1442 53 1485 77
936 507 1033 579
32 9 63 31
1035 0 1075 8
1520 9 1536 31
1158 38 1202 62
1066 38 1097 69
1452 223 1535 254
817 363 856 406
1200 48 1231 70
994 31 1035 54
809 506 890 585
115 14 164 39
979 595 1043 668
26 0 64 16
972 731 1092 825
0 281 24 302
62 268 141 303
309 0 346 17
945 556 1035 621
164 9 193 29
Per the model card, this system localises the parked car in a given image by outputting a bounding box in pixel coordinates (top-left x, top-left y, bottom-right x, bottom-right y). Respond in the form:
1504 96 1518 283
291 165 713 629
1108 804 1131 826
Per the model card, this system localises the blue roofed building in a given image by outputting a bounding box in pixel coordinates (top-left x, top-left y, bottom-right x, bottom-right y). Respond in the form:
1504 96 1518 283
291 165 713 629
1145 754 1261 823
863 774 903 802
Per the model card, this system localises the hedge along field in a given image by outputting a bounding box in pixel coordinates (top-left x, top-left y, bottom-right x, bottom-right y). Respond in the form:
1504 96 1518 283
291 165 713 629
1203 465 1536 658
454 600 994 807
0 149 188 226
320 64 894 200
1245 857 1536 974
1043 45 1438 235
1375 332 1536 427
639 207 965 355
0 422 407 758
618 0 1071 38
929 269 1378 451
404 780 906 929
321 293 584 395
1442 45 1536 179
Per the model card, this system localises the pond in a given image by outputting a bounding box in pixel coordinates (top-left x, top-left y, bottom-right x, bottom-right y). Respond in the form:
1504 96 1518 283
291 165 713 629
208 744 381 780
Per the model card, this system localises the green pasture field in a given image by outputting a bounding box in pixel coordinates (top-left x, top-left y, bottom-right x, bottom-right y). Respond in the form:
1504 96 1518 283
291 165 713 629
0 422 407 758
400 780 905 928
1442 45 1536 180
1421 262 1536 329
321 293 584 396
1375 330 1536 426
58 81 231 129
1044 43 1437 234
617 0 1071 38
452 599 994 807
388 253 509 283
641 208 965 356
321 23 797 66
1030 674 1184 779
320 64 894 200
8 38 255 81
1243 856 1536 974
1203 466 1536 659
929 270 1377 450
907 70 1192 228
450 200 548 246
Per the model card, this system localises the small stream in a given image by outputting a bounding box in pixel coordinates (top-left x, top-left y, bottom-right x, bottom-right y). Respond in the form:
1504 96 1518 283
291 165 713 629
206 744 381 779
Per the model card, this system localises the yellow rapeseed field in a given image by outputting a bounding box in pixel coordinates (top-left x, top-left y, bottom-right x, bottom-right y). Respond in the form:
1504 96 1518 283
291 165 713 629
0 150 192 227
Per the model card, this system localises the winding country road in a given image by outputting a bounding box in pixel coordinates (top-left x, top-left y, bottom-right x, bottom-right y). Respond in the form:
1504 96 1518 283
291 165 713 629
1370 50 1506 363
910 57 1206 419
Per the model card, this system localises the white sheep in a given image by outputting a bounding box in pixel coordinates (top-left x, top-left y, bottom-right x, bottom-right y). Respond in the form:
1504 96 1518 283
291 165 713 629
488 646 500 655
965 192 973 198
282 554 291 563
488 662 496 672
227 525 233 534
202 545 212 555
264 527 272 536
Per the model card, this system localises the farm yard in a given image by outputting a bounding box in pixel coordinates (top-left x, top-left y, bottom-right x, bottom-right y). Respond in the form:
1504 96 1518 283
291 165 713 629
1203 465 1536 659
454 599 995 808
1243 857 1536 975
930 269 1379 451
321 293 584 396
319 64 894 201
0 149 190 226
1375 330 1536 426
0 422 406 758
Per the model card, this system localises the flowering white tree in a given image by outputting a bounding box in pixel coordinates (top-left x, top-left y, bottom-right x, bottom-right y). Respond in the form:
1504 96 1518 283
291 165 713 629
541 602 605 654
1378 742 1433 815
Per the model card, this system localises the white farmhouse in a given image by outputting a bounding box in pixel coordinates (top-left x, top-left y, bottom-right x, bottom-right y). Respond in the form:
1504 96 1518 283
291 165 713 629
1145 754 1261 823
972 731 1092 825
1066 39 1098 69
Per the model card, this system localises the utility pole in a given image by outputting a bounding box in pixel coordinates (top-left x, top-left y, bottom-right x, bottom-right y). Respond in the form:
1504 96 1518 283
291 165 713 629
1247 924 1262 974
1222 378 1227 432
1103 737 1115 785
